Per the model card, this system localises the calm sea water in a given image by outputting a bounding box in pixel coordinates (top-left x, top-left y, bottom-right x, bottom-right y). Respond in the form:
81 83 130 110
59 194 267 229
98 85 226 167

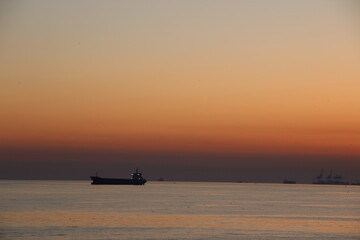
0 180 359 240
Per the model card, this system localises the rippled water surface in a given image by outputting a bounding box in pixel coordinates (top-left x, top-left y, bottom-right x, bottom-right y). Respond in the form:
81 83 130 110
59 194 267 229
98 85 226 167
1 180 359 239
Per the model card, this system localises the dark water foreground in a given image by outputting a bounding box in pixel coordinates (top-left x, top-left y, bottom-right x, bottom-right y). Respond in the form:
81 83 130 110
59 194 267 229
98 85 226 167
0 180 359 240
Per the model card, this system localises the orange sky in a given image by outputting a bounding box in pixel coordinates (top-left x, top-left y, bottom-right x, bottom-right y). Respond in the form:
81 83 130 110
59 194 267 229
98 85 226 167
1 0 360 157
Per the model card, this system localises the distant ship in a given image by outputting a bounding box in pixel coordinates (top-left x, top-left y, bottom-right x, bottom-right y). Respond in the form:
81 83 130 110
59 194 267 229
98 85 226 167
90 169 147 185
312 169 349 185
283 179 296 184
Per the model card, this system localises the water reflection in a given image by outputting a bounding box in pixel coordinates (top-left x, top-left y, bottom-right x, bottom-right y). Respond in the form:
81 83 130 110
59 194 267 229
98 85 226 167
2 211 359 234
1 181 359 240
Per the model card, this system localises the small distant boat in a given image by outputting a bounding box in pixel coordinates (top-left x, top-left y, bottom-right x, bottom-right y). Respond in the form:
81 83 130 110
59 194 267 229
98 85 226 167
283 179 296 184
90 169 147 185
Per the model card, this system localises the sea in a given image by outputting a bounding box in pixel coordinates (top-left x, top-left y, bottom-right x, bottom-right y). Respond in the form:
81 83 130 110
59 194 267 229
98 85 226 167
0 180 359 240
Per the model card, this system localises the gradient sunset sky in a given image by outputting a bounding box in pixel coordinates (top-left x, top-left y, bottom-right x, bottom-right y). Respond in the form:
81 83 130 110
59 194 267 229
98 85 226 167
1 0 360 181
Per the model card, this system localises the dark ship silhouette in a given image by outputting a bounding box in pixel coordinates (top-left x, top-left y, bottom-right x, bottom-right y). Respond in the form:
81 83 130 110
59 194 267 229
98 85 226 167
90 169 147 185
312 169 349 185
283 179 296 184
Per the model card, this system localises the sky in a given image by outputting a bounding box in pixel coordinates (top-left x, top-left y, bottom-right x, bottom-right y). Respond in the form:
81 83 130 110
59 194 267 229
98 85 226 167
1 0 360 182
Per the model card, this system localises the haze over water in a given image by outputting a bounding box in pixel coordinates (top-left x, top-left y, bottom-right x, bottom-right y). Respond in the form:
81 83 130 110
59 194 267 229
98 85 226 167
1 181 359 240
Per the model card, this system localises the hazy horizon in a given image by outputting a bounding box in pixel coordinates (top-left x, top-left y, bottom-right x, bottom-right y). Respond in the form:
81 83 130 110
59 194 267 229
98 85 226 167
1 147 359 183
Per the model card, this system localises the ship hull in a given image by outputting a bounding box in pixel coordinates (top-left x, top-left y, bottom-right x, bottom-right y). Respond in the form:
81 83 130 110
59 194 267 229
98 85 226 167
283 181 296 184
90 176 146 185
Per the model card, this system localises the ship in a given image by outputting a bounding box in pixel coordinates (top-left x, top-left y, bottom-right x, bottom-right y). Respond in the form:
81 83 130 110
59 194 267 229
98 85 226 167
312 169 349 185
90 169 147 185
283 179 296 184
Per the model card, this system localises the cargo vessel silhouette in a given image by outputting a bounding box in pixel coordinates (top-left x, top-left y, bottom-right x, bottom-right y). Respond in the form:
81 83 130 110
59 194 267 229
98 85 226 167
90 169 147 185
